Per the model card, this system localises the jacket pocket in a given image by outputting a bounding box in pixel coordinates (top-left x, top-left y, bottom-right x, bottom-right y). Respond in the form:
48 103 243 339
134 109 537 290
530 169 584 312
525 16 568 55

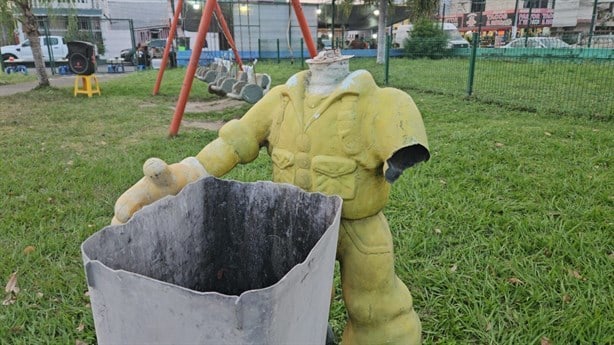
271 148 295 183
312 155 357 199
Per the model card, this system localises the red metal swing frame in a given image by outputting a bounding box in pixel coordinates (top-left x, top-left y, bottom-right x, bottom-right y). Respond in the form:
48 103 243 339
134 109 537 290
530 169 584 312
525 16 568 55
153 0 318 137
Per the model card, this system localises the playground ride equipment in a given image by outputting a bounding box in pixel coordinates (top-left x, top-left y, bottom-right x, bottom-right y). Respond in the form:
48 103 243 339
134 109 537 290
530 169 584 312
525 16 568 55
195 60 226 84
207 64 235 96
228 64 271 104
196 60 220 82
195 58 271 104
156 0 317 137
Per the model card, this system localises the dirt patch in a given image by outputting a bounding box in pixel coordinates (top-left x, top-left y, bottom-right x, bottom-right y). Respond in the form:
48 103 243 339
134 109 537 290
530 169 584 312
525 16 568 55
182 98 245 113
182 119 225 131
139 102 158 108
175 98 247 131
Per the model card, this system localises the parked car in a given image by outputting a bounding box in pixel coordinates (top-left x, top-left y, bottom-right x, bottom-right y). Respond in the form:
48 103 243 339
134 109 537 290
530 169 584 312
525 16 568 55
119 39 169 65
577 35 614 48
393 23 470 49
120 47 136 64
1 36 69 62
119 39 174 66
501 37 571 48
146 38 171 59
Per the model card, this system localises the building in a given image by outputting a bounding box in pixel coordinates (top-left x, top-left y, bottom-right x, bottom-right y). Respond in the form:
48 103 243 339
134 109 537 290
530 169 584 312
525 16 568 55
103 0 172 58
441 0 614 46
5 0 320 59
28 0 104 50
9 0 171 58
179 1 319 58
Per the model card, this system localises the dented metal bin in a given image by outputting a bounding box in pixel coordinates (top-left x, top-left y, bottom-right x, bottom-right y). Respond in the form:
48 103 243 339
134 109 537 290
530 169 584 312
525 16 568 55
82 177 342 345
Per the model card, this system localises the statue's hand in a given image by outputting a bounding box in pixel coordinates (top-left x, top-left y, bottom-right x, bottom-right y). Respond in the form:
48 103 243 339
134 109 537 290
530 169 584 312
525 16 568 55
111 157 208 224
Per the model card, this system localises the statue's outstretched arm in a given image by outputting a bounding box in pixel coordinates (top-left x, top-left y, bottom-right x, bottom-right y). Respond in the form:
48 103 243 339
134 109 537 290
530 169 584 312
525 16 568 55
111 87 279 224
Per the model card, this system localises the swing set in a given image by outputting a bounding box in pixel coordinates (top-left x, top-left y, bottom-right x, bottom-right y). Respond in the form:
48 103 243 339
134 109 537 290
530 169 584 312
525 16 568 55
152 0 318 137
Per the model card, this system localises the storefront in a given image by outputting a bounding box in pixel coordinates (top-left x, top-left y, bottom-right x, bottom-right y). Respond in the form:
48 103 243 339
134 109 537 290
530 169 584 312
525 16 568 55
444 8 554 47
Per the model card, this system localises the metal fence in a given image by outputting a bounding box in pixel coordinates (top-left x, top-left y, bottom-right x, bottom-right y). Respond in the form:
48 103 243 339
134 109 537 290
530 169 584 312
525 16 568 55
468 49 613 120
384 38 613 120
276 38 612 120
178 37 613 120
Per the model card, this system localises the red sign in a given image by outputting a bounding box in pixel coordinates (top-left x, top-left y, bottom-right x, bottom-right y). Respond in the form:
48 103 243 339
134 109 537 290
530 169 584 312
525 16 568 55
457 8 554 31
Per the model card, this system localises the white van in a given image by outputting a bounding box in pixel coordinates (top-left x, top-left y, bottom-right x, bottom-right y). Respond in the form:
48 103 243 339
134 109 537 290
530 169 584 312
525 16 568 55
393 23 470 49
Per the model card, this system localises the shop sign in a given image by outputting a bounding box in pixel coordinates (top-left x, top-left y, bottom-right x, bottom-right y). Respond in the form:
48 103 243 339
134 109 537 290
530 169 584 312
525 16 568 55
516 9 554 26
485 12 514 27
462 9 554 29
464 12 487 29
444 16 461 28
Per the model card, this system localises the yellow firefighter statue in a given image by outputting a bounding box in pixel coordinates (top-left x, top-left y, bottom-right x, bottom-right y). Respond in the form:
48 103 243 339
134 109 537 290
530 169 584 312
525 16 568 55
113 49 430 345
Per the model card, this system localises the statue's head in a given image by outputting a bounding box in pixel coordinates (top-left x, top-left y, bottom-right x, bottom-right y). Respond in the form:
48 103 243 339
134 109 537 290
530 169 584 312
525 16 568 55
306 49 353 77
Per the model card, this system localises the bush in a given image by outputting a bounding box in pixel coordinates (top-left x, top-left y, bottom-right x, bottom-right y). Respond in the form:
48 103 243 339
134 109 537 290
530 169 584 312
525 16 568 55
404 20 450 59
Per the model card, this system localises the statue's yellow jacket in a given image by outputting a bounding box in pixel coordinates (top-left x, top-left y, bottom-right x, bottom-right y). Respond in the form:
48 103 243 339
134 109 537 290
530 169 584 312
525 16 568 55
197 69 429 220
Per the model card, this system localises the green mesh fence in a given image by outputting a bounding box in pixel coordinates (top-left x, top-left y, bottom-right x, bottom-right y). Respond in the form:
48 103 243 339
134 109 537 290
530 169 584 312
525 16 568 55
257 38 309 61
383 39 613 120
385 57 469 97
469 49 613 120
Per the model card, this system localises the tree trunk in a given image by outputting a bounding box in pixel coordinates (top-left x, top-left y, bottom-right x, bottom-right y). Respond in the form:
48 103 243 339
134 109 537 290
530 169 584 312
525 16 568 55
16 1 50 88
376 0 388 64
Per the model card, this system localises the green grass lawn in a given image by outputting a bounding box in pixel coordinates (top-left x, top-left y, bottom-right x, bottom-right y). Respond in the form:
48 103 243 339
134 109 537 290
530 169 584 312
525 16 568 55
0 71 36 85
0 61 612 344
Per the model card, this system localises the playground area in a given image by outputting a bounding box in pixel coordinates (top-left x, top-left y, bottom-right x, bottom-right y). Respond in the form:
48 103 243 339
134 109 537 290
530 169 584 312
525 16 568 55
1 60 612 344
0 0 612 341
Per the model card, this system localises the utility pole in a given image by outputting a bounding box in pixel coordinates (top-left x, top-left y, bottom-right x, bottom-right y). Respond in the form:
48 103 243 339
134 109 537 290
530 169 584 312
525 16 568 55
441 2 446 30
331 0 335 48
525 0 533 47
512 0 520 39
588 0 599 47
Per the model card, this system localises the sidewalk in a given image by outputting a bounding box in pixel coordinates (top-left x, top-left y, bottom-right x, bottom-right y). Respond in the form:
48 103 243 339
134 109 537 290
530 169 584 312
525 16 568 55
0 65 136 97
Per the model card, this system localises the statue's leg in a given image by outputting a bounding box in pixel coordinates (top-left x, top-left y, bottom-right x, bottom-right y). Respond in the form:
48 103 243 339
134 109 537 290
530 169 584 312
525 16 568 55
337 212 421 345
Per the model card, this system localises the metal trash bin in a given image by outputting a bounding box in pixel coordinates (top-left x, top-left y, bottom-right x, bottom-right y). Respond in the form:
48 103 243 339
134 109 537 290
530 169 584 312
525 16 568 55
82 177 342 345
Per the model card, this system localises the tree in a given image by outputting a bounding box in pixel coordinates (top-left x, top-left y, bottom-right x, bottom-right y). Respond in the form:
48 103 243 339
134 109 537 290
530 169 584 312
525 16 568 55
375 0 388 64
10 0 50 87
406 0 440 23
3 1 78 88
0 1 17 45
372 0 440 64
403 19 449 59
